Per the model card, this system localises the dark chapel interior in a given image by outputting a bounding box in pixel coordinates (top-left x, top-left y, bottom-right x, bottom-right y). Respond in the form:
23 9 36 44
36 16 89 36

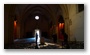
4 4 84 49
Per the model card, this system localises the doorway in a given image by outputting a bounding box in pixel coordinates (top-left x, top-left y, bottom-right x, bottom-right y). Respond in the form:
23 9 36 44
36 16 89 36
34 29 41 44
58 15 64 40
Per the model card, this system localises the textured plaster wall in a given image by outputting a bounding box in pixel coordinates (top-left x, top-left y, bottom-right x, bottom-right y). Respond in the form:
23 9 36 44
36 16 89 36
69 5 84 41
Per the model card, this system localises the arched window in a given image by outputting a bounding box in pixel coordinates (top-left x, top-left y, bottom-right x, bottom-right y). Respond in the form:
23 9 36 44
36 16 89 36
78 4 84 12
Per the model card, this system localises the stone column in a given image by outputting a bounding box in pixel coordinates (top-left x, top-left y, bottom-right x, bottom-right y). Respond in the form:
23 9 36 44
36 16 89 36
8 16 14 44
4 5 14 46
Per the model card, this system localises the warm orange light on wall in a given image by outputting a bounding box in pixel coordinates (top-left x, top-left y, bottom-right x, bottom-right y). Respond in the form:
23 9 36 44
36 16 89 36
59 23 64 29
14 20 17 39
14 21 17 27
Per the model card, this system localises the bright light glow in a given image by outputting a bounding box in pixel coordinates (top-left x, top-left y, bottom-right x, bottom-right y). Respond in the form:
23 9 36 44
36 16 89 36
35 16 39 20
35 29 40 44
37 30 40 43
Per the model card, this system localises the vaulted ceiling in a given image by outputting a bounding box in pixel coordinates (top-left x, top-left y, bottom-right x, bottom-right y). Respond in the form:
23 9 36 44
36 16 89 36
15 4 62 24
4 4 70 37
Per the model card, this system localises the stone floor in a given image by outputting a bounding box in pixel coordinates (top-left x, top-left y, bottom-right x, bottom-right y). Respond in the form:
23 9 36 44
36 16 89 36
4 38 84 49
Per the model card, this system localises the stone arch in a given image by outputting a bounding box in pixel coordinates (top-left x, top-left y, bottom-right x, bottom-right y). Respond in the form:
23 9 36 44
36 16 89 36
18 7 57 37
